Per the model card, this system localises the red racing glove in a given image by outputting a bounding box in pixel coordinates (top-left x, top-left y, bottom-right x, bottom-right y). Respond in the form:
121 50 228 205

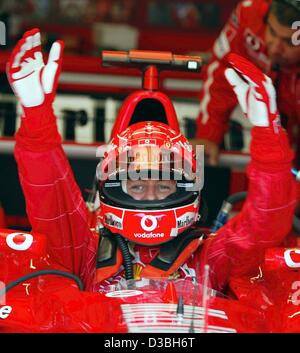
225 53 280 133
7 28 64 108
224 53 294 168
7 28 64 150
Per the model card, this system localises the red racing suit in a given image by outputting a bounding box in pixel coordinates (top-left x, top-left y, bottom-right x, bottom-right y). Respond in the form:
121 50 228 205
14 104 296 292
196 0 300 162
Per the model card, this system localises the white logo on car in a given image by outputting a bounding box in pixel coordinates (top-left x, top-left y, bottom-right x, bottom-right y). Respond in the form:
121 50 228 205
284 249 300 268
6 232 33 251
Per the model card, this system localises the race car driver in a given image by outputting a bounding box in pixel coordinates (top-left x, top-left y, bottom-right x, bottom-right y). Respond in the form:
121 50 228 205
193 0 300 166
7 28 296 292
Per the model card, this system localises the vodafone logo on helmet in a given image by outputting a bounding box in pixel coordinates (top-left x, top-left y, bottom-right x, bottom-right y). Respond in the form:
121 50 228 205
140 215 158 232
135 215 164 239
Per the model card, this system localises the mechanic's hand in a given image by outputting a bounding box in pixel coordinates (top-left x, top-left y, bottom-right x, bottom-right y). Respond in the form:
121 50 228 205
225 53 280 131
7 28 64 108
189 138 219 166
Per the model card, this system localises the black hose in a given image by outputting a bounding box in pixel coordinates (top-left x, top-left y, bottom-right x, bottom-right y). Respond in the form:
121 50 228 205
226 191 247 205
211 192 247 232
0 269 84 298
115 234 134 281
215 191 300 236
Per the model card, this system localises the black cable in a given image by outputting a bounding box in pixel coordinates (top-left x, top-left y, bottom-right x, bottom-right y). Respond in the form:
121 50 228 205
211 192 247 232
226 191 247 205
0 269 84 297
212 190 300 236
115 234 134 281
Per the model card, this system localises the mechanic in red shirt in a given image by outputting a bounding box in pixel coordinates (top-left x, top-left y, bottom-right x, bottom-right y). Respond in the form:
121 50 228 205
6 29 296 293
193 0 300 166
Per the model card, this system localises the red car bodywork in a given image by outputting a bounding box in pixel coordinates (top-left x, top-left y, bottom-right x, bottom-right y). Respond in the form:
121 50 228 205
1 228 300 333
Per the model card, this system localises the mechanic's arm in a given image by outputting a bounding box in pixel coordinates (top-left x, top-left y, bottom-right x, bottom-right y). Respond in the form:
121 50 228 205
191 2 248 165
7 29 96 276
199 54 297 291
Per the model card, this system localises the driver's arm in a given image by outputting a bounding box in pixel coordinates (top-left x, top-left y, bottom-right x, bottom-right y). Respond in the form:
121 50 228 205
7 29 97 282
199 54 297 291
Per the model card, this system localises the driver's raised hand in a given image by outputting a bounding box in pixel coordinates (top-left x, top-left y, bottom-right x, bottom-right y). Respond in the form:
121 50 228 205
225 53 294 166
7 28 64 108
224 53 280 133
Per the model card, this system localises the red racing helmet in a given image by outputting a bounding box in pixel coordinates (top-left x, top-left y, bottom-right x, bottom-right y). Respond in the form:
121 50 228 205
96 121 203 246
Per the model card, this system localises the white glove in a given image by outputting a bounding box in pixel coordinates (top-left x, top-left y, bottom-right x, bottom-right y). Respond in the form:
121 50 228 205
224 53 280 131
7 28 64 108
